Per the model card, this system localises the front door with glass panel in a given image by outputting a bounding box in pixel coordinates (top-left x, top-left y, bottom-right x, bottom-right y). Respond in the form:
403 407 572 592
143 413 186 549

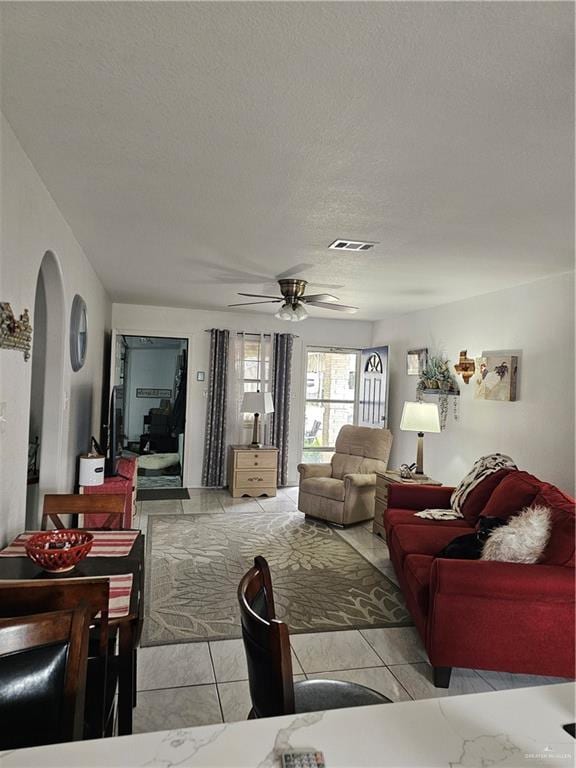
358 345 389 428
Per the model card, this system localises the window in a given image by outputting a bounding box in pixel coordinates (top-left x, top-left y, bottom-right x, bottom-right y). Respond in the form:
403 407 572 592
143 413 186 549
229 333 273 444
303 348 360 463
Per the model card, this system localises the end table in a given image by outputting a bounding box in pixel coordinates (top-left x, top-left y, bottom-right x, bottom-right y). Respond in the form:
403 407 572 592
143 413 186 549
228 445 278 498
373 470 442 539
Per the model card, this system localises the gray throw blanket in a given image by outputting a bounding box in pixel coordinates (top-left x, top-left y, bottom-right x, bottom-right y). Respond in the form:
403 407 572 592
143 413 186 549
415 453 517 520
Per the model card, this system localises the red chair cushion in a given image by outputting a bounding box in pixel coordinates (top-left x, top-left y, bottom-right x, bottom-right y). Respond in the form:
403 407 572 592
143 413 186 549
478 470 542 521
532 484 576 566
404 554 434 616
459 468 515 524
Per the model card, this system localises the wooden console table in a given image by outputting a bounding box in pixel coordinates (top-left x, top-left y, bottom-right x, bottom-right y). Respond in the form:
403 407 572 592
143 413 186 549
373 469 441 539
228 445 278 498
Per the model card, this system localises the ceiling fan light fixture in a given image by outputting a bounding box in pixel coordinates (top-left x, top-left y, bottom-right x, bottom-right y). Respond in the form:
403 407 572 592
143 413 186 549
275 303 293 321
275 302 308 322
293 303 308 321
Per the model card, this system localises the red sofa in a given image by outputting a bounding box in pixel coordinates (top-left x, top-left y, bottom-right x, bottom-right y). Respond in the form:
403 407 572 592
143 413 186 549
383 470 575 688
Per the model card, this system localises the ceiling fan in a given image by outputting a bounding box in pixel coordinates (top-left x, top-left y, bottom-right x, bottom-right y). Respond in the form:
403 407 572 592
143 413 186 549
228 279 358 321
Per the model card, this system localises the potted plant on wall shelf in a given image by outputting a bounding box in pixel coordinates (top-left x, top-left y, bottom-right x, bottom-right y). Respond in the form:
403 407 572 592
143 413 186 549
416 355 459 428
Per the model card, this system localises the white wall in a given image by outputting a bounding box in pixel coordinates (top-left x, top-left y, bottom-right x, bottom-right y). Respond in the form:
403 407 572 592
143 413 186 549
112 304 373 486
0 115 111 543
372 272 575 495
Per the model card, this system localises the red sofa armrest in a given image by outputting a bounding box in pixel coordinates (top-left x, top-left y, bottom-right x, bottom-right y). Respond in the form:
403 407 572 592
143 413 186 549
387 484 455 511
430 559 575 602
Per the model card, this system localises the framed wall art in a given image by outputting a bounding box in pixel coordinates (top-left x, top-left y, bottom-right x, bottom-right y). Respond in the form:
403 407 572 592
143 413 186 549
136 387 172 399
474 354 518 401
406 348 428 376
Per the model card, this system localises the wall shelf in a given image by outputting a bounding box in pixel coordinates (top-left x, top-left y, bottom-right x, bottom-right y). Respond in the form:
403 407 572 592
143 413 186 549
420 388 460 396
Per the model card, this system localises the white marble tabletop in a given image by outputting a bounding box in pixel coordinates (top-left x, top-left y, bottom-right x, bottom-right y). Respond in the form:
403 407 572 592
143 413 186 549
1 684 574 768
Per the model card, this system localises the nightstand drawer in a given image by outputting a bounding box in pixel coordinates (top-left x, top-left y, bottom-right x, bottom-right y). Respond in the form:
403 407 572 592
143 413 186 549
236 452 277 469
376 479 391 497
235 469 277 488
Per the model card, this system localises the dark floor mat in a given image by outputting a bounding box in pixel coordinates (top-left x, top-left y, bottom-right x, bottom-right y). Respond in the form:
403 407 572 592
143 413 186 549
137 488 190 501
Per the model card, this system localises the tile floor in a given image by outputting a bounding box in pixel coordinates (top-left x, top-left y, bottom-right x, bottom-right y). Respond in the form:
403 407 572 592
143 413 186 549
132 488 570 734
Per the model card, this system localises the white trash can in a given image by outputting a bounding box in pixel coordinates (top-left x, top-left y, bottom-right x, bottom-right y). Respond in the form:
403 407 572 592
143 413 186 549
79 454 105 486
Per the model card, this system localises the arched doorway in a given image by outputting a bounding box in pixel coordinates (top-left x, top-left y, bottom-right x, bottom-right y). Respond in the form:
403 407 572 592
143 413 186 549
25 251 66 528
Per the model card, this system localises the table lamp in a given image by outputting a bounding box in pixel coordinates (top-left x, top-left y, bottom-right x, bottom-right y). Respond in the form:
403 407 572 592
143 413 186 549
241 391 275 447
399 401 441 475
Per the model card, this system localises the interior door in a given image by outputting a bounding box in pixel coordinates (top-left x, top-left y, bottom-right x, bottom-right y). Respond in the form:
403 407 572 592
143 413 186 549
358 346 389 428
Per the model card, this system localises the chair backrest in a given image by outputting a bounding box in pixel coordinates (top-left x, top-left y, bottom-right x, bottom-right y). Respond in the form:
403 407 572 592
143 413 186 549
237 556 295 718
331 425 393 480
0 578 111 739
42 493 125 530
0 608 92 749
0 578 110 656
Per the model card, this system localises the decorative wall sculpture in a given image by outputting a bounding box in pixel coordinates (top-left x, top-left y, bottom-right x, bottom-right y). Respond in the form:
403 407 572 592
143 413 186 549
0 302 32 361
454 350 476 384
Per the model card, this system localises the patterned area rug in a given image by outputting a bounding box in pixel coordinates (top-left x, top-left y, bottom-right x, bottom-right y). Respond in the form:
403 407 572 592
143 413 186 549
142 512 411 646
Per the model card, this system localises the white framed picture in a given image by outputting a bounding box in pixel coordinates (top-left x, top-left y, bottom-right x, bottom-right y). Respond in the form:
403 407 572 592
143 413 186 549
406 348 428 376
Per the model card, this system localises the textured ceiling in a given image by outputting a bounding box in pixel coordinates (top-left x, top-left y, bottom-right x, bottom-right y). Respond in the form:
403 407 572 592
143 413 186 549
1 2 573 320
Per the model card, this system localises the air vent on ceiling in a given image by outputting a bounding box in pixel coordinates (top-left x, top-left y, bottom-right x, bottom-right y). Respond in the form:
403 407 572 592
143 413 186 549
329 239 376 252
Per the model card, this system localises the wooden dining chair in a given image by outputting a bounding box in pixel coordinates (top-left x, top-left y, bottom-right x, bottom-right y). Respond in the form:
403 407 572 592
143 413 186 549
0 579 116 738
0 607 92 750
238 556 392 719
42 493 126 530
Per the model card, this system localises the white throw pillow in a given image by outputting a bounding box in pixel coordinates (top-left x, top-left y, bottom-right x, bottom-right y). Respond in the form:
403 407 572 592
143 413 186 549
481 506 551 564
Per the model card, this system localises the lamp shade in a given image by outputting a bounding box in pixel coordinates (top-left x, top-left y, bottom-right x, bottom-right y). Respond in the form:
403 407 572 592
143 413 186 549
399 401 441 433
240 391 275 415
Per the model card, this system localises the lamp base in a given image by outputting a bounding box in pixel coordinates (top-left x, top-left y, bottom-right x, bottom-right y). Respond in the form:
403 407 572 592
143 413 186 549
414 432 425 475
251 412 261 448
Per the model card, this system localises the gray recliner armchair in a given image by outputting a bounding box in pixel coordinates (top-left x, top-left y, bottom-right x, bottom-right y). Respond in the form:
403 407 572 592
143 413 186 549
297 425 393 526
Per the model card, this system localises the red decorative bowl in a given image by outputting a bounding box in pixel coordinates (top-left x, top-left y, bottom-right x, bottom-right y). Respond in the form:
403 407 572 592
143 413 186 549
25 530 94 572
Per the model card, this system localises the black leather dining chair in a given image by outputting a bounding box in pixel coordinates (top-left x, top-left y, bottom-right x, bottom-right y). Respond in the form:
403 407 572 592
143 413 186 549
0 608 92 750
0 578 116 739
237 555 392 718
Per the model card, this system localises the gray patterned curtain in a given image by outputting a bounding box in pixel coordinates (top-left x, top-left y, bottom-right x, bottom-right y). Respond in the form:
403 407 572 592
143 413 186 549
202 329 230 487
270 333 294 486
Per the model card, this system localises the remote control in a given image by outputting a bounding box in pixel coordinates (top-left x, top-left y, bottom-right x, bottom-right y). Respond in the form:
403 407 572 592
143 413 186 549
280 749 326 768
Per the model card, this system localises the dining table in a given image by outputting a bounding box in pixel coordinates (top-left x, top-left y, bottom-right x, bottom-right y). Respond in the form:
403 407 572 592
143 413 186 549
0 528 145 736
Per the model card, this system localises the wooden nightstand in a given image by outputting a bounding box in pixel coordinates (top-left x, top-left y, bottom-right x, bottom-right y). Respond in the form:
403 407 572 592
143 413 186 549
373 470 441 539
228 445 278 498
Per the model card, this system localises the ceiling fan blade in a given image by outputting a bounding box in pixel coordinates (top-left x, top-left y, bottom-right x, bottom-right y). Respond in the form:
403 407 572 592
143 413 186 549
228 300 282 307
302 293 340 303
274 266 344 291
306 301 359 313
237 292 283 299
186 259 272 284
306 282 345 290
275 263 313 280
